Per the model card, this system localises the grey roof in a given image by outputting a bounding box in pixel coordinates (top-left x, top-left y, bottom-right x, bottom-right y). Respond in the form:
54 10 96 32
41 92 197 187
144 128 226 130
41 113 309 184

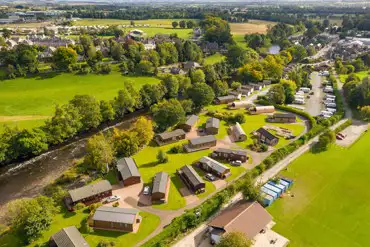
185 115 199 126
199 156 229 174
273 113 296 119
184 61 201 69
189 135 216 146
214 148 247 156
157 129 186 140
152 172 169 194
233 122 246 138
69 180 112 203
93 206 139 224
216 95 236 101
51 226 90 247
206 117 220 129
117 158 141 180
179 165 204 187
256 128 278 141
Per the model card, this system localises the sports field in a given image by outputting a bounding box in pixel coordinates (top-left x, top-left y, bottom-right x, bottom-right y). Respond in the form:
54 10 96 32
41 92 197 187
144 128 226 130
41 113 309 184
268 132 370 247
0 70 160 131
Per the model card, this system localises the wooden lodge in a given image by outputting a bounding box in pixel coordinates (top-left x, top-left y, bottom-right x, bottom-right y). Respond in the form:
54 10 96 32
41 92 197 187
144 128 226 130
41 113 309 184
117 157 141 186
183 135 217 153
181 115 199 132
177 165 205 193
50 226 89 247
267 113 296 123
154 129 186 146
255 127 279 146
215 95 237 105
211 148 248 162
205 117 220 135
197 156 231 179
151 172 170 202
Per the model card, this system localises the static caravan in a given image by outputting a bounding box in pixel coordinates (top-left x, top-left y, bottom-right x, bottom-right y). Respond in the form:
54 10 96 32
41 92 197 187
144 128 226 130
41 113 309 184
263 184 282 197
228 100 254 109
294 99 305 105
324 87 334 93
325 98 335 103
296 91 304 95
268 181 286 192
326 108 336 113
260 186 278 200
320 111 333 116
294 95 305 100
299 87 310 93
325 94 336 99
249 105 275 115
326 103 337 108
262 193 275 206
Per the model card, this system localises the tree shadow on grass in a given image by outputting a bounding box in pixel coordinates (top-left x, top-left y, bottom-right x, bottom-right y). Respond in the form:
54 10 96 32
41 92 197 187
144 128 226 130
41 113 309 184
139 161 160 168
34 71 61 80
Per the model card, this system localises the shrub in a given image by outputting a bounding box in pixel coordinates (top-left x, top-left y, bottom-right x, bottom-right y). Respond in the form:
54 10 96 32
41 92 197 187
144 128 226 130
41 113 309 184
73 202 85 211
169 145 183 154
112 202 119 207
157 150 168 163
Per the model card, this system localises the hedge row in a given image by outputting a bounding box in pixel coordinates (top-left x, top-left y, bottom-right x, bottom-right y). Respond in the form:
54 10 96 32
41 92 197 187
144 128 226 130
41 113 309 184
142 101 345 247
334 119 352 133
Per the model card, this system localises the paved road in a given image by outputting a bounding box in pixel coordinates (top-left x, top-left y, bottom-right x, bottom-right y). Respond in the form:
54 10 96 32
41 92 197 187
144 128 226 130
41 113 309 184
305 72 324 116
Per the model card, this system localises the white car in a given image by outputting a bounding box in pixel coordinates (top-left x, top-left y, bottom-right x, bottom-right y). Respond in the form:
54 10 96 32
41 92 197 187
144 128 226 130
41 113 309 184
143 186 151 195
231 160 242 166
103 195 121 203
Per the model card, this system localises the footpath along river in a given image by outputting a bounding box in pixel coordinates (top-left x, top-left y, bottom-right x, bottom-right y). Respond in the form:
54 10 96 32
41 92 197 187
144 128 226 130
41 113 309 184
0 111 144 220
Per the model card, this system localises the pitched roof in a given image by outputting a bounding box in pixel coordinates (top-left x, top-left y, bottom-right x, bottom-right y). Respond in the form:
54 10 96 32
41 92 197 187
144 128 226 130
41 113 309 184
157 129 185 140
256 127 278 141
117 158 141 180
51 226 90 247
206 117 220 129
233 122 246 138
189 135 216 146
185 115 199 126
68 180 112 203
273 113 296 119
179 165 204 188
216 95 236 101
152 172 169 194
199 156 229 174
208 201 272 239
214 148 247 156
93 206 139 224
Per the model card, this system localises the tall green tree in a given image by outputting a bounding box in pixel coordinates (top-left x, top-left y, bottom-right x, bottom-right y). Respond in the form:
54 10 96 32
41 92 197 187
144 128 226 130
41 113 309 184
52 47 78 70
187 83 215 109
151 99 186 131
70 95 102 130
85 133 114 173
226 45 258 68
267 84 286 104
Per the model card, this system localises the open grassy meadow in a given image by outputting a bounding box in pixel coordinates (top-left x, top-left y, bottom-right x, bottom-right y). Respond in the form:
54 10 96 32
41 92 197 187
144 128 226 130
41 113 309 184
204 53 225 65
339 70 370 82
230 19 276 36
0 207 160 247
268 132 370 247
0 70 160 131
74 18 198 27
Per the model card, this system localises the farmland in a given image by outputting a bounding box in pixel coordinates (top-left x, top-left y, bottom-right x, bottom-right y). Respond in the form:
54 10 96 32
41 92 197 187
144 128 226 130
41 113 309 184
230 19 276 35
0 69 160 131
74 18 197 27
268 132 370 247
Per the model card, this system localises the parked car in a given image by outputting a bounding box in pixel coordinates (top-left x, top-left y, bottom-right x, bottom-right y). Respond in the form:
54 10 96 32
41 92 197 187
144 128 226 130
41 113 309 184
205 173 216 181
336 134 344 140
103 195 121 203
231 160 242 166
143 186 151 195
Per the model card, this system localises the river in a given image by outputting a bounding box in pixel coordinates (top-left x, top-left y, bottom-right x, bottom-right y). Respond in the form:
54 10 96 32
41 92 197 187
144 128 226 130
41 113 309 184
0 112 143 219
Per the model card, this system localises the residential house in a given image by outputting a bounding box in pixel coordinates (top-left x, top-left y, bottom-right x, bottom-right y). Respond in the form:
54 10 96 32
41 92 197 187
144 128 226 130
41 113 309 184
183 61 201 71
181 115 199 132
211 148 248 162
205 117 220 135
144 43 156 50
117 157 141 186
229 122 247 142
50 226 89 247
249 83 263 91
197 156 231 179
193 27 203 37
66 180 112 207
268 113 296 123
249 105 275 115
183 135 217 153
201 41 219 54
215 95 236 105
91 206 141 232
208 201 272 244
262 80 272 85
154 129 186 146
255 127 279 146
170 67 186 75
177 165 205 193
151 172 170 202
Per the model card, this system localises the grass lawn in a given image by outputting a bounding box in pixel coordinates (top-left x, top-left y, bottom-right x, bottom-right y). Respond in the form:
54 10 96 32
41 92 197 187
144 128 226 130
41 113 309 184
204 53 225 65
0 207 160 247
339 70 370 82
74 18 198 27
152 177 186 210
232 34 247 48
0 70 159 117
267 132 370 247
137 27 193 39
0 118 47 132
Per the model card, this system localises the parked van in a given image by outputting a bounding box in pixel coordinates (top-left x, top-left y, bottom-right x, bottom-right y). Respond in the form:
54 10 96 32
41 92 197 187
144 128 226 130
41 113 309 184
294 95 305 100
321 111 333 116
326 108 337 113
325 94 336 99
325 98 335 103
322 71 330 76
300 87 310 93
326 103 337 108
324 87 334 93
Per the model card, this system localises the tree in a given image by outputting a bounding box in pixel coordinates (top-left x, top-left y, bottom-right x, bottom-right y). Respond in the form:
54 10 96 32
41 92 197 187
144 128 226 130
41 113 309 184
179 20 186 29
212 80 229 97
161 74 179 98
52 47 78 70
238 61 264 83
313 130 335 153
100 100 115 122
244 33 270 50
140 84 165 107
261 55 284 80
43 104 82 144
157 42 179 65
231 81 242 90
305 26 320 39
2 28 11 39
70 95 102 130
241 172 260 201
157 149 168 163
181 99 193 114
172 21 179 29
352 58 365 72
114 86 135 118
183 40 203 62
280 79 297 104
10 128 48 159
201 16 233 44
151 99 186 131
190 69 206 84
203 65 218 84
7 196 58 243
177 75 192 96
226 45 258 68
136 60 155 75
112 129 140 157
80 35 93 53
85 134 114 173
186 20 195 29
267 84 286 104
216 232 251 247
132 117 154 147
360 105 370 121
111 42 124 61
287 45 308 62
187 83 215 110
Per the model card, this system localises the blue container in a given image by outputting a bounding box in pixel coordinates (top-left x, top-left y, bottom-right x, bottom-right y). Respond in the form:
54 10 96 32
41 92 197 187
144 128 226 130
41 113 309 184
260 186 278 200
281 177 294 185
279 179 290 189
268 181 286 192
263 184 282 197
262 193 274 206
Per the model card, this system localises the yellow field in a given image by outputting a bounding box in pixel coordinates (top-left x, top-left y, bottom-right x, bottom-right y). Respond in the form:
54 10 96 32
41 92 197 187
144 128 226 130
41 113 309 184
230 19 277 35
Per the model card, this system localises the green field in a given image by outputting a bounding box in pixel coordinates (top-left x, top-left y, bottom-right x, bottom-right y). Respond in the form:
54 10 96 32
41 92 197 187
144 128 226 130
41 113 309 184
204 53 225 65
74 18 197 27
0 208 160 247
339 70 370 82
0 70 160 131
135 27 192 39
268 132 370 247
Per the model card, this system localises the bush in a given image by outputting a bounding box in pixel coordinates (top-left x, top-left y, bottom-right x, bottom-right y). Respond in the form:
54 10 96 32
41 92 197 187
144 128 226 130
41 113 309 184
157 150 168 163
169 145 183 154
73 202 85 210
97 240 115 247
112 202 119 207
